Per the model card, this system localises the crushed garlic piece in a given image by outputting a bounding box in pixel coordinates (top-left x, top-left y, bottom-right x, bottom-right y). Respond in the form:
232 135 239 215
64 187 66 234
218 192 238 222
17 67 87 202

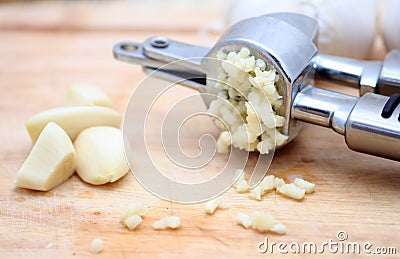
120 202 146 223
209 47 288 154
249 175 275 200
270 223 287 235
152 216 181 230
250 212 276 233
236 211 286 235
260 175 275 192
234 169 249 193
249 185 263 201
205 198 227 215
216 131 231 153
236 212 252 229
293 178 315 193
124 215 142 230
276 183 306 200
274 177 285 188
90 238 103 254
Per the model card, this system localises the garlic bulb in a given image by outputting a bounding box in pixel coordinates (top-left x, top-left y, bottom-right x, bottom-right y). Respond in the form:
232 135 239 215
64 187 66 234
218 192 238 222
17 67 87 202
223 0 377 59
381 0 400 50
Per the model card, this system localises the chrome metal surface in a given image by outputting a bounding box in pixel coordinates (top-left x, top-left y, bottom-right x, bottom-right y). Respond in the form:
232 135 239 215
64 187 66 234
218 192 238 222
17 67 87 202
143 38 209 73
208 13 318 83
113 41 170 69
346 93 400 161
314 50 400 97
142 67 206 92
292 85 357 135
378 50 400 96
150 37 169 48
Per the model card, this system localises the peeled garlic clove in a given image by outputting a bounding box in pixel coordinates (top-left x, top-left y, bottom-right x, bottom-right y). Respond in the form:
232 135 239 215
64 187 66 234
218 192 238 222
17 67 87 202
63 83 113 108
74 126 130 185
26 106 121 143
15 122 77 191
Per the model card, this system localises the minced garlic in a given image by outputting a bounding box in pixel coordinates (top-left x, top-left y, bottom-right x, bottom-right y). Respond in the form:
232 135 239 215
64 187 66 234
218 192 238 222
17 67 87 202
124 215 142 230
270 223 287 235
90 238 103 254
236 212 252 229
152 216 181 230
120 202 146 230
236 211 287 234
208 47 288 154
250 212 276 233
234 169 249 193
120 202 146 223
293 178 315 193
205 197 227 215
249 175 276 200
276 183 306 200
274 177 285 188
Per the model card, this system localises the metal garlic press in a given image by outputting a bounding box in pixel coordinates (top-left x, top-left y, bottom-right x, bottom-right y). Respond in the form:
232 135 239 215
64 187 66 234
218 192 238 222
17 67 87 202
113 13 400 161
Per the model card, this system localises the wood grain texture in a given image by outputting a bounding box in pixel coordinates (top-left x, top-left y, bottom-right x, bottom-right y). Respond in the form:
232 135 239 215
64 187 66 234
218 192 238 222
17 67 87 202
0 1 399 258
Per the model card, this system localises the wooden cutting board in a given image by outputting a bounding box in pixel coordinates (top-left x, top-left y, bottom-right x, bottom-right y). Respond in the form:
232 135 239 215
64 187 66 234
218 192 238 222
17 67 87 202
0 1 399 258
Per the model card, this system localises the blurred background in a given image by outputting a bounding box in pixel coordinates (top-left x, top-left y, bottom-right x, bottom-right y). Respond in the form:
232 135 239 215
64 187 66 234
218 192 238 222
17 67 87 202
0 0 398 60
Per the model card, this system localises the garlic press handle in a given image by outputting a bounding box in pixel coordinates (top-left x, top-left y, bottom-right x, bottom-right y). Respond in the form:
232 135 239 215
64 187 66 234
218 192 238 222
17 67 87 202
293 86 400 161
113 37 209 72
113 37 209 90
345 93 400 161
314 50 400 97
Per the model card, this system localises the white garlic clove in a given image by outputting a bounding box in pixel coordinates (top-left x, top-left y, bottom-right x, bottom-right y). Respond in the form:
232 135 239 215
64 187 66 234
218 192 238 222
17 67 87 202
15 122 77 191
26 106 121 143
63 83 113 108
74 126 130 185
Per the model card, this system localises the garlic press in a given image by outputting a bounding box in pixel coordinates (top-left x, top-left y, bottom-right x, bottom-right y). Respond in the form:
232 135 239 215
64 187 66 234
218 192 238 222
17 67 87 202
113 13 400 161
